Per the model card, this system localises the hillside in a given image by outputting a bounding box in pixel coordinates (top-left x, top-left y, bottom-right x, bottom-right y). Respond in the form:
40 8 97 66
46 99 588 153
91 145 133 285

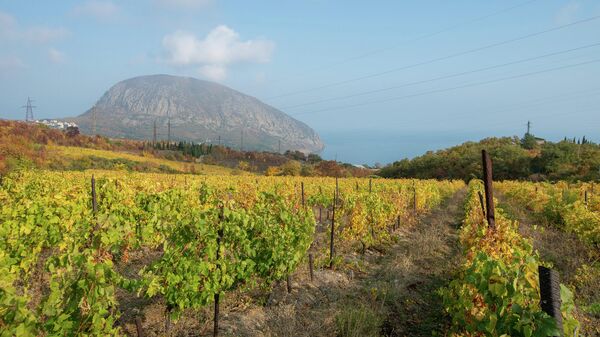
0 120 370 177
0 120 237 175
378 135 600 181
67 74 324 153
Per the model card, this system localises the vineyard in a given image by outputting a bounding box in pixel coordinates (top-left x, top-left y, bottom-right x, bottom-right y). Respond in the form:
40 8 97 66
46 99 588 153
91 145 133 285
0 170 462 336
1 159 599 335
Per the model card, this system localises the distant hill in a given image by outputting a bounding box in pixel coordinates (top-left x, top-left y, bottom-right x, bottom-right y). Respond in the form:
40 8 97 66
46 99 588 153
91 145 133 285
378 135 600 181
67 74 324 153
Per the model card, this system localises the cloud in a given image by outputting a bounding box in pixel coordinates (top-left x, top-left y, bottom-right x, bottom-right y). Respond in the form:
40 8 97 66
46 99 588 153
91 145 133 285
71 1 120 20
162 25 275 81
156 0 213 9
0 10 69 43
48 48 66 63
199 64 227 81
23 27 69 43
0 55 26 70
0 11 16 32
555 1 581 24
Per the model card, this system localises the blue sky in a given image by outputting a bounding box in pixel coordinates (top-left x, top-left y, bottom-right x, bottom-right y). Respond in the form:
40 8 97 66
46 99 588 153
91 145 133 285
1 1 600 163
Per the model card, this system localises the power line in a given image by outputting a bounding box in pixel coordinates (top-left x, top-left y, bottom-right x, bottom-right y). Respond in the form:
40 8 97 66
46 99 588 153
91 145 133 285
279 41 600 110
395 87 600 128
291 57 600 116
266 14 600 100
269 0 539 84
483 105 600 129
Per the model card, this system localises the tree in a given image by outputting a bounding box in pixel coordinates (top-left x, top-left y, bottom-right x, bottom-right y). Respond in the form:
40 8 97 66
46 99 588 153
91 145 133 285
280 160 302 176
237 161 250 171
265 166 281 176
65 126 80 137
300 165 315 177
521 133 538 150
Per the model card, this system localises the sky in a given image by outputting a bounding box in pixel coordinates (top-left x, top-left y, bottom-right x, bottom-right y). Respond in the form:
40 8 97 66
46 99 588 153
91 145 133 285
1 0 600 164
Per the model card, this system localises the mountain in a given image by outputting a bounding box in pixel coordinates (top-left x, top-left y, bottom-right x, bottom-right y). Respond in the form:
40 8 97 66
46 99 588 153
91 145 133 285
68 74 324 153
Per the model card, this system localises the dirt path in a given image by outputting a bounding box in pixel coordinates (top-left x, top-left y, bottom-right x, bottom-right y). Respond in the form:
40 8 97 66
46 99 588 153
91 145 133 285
497 195 600 336
208 189 466 337
367 188 465 336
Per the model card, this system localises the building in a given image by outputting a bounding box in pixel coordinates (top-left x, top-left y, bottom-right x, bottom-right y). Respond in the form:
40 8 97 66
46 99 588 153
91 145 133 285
34 119 78 130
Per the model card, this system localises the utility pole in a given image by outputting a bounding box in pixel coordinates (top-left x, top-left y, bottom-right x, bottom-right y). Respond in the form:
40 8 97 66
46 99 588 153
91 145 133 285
92 108 97 135
167 118 171 143
526 121 531 135
22 97 36 122
240 129 244 152
278 139 281 153
153 120 157 145
218 135 221 146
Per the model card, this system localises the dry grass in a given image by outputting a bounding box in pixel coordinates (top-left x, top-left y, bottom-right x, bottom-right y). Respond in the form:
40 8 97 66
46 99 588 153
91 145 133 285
47 145 243 175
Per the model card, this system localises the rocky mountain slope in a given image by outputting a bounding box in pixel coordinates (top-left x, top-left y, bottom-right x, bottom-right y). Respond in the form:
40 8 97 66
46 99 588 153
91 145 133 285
68 74 324 153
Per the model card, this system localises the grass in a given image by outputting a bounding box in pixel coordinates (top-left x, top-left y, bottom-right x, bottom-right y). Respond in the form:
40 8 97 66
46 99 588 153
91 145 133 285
335 305 383 337
47 145 244 175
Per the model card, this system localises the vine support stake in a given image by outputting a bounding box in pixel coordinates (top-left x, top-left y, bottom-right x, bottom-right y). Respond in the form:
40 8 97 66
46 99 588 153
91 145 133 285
412 183 417 215
481 150 496 230
477 191 486 218
308 253 314 282
335 177 339 204
214 208 224 337
286 275 292 293
584 190 588 206
396 215 400 231
91 175 97 214
538 266 563 336
329 190 336 269
301 182 305 207
135 317 144 337
369 179 372 193
213 294 220 337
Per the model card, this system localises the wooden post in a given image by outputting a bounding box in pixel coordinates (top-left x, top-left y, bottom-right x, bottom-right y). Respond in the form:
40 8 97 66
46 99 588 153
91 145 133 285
396 215 400 231
369 179 372 193
319 207 322 223
538 266 563 336
335 177 339 205
301 182 305 207
329 190 336 269
91 175 97 214
135 316 144 337
213 294 219 337
584 190 588 205
481 150 496 229
308 253 314 282
286 275 292 293
356 181 359 191
412 184 417 215
165 306 172 334
477 191 486 218
214 208 224 337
